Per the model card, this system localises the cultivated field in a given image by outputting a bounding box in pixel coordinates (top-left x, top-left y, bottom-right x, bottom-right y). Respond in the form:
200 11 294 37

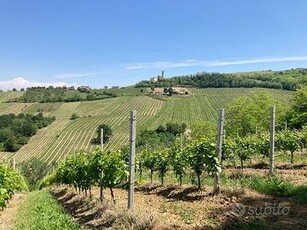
0 88 293 164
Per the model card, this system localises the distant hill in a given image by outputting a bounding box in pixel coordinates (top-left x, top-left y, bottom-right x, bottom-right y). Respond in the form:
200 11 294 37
136 68 307 91
0 87 293 164
13 86 149 103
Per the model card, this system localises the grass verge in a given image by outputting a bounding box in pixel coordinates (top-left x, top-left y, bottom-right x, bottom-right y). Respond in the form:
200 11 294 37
234 175 307 204
15 190 82 230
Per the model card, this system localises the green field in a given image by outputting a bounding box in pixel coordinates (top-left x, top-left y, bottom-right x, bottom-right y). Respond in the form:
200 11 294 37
0 88 293 164
16 190 82 230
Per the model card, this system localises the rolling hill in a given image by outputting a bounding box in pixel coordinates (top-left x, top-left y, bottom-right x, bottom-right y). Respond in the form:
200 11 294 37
0 88 293 164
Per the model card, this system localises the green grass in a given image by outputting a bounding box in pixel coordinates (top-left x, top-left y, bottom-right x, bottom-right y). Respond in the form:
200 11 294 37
275 152 307 165
16 190 83 230
247 176 294 197
245 176 307 204
160 201 195 224
222 174 307 204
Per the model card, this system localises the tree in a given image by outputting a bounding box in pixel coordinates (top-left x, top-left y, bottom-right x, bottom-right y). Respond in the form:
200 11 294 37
166 123 186 136
19 157 51 190
191 121 216 139
286 87 307 129
137 130 161 149
4 138 20 152
226 92 285 137
168 87 174 96
0 113 54 152
70 113 79 120
156 125 166 133
92 124 113 144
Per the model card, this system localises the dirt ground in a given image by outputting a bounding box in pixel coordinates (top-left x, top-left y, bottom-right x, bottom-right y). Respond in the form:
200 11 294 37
51 179 307 230
0 193 26 230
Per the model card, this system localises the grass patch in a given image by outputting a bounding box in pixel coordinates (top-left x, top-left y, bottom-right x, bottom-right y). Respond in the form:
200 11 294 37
248 176 294 197
235 175 307 204
160 201 195 224
16 190 82 230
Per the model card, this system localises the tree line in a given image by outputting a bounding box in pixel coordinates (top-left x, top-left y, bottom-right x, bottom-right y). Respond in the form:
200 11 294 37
0 113 55 152
15 87 116 103
135 68 307 91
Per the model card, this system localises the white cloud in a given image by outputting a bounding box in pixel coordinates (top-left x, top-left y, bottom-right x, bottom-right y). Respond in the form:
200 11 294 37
125 56 307 70
0 77 72 91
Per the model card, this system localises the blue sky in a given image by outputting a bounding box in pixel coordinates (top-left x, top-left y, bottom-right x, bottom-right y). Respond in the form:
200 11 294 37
1 0 307 90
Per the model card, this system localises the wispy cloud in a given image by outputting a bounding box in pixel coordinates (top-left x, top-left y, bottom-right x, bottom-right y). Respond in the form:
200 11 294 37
126 60 202 70
207 56 307 67
0 77 73 91
126 56 307 70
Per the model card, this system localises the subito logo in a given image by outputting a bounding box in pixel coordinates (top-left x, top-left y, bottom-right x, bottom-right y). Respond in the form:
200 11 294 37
232 203 246 217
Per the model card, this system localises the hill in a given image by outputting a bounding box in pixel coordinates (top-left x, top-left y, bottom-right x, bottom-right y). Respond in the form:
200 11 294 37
136 68 307 90
0 87 293 164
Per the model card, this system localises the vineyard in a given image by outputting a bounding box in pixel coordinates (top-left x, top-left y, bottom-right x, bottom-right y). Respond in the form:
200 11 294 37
0 87 307 229
0 91 24 103
39 124 307 229
0 164 27 208
142 88 292 129
0 88 293 164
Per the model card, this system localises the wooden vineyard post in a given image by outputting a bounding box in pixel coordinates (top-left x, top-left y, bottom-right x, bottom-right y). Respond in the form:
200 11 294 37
269 106 275 175
128 110 136 210
214 108 224 195
12 158 16 170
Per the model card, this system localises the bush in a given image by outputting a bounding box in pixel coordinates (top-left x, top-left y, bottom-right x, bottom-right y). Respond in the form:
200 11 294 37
92 124 113 144
70 113 79 120
19 157 51 190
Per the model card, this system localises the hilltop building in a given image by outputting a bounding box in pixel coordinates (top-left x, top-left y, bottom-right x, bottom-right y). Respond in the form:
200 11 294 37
150 70 165 82
150 77 158 82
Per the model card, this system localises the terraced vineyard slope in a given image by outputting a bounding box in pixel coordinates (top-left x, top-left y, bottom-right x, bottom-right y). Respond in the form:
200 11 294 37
0 88 293 164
